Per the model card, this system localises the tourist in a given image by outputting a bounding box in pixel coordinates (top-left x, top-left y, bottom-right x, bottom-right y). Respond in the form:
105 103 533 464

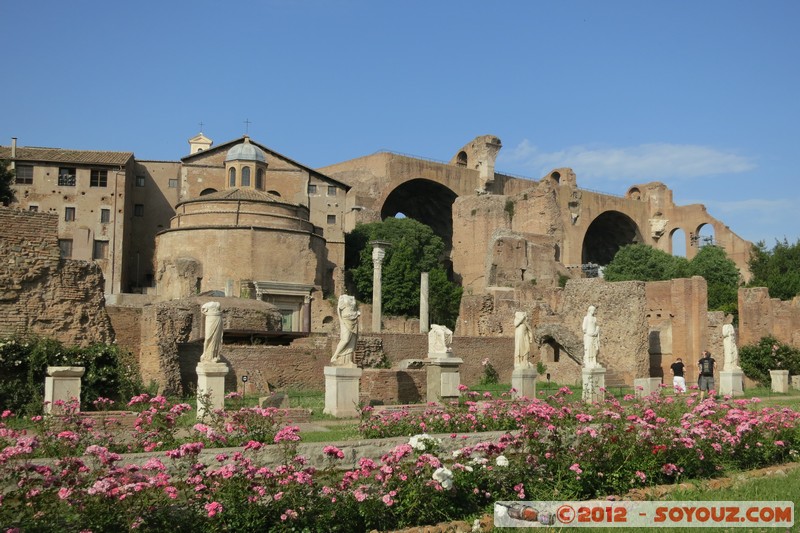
670 357 686 393
698 350 716 399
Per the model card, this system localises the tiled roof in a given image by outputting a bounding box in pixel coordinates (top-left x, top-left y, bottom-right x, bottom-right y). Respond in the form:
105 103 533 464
180 188 291 205
0 146 133 166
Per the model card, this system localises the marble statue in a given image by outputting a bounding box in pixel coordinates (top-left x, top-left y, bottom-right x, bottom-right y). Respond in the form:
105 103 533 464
428 324 453 356
331 295 360 367
722 323 740 371
513 311 533 369
582 305 600 368
200 301 223 363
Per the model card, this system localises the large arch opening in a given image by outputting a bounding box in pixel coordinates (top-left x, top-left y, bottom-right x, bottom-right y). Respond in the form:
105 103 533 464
581 211 642 265
670 227 687 257
381 178 458 257
696 222 715 248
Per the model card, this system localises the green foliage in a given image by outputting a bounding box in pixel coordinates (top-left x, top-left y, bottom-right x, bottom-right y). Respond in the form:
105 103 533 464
603 244 688 282
478 358 500 386
740 336 800 386
748 239 800 301
558 274 570 288
0 160 14 206
604 244 741 313
347 217 462 329
0 335 142 415
504 199 515 220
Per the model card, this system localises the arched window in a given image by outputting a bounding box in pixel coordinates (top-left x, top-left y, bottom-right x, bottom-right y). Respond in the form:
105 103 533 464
228 168 236 187
456 151 467 167
256 168 264 190
242 167 251 187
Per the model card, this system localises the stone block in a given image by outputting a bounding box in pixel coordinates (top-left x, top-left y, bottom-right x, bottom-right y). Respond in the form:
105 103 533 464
582 366 606 403
719 369 744 397
44 366 85 414
792 375 800 391
196 362 230 419
259 392 289 409
323 366 363 418
425 357 464 402
770 370 790 393
634 377 662 398
511 367 537 399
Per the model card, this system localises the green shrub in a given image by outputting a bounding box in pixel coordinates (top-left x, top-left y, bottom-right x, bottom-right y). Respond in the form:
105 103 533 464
740 336 800 386
0 335 142 415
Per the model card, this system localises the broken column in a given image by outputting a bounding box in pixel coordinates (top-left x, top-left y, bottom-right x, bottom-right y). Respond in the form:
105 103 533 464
370 241 391 333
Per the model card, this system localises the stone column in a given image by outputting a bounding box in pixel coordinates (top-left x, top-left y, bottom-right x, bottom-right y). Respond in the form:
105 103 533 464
770 370 789 393
303 295 312 333
370 241 391 333
196 362 230 419
44 366 85 414
420 272 430 333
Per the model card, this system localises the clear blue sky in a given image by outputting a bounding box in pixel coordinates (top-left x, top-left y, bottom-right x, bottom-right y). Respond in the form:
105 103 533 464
2 1 798 245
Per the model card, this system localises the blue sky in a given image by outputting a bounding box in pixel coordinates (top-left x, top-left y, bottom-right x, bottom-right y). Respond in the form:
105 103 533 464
2 1 798 245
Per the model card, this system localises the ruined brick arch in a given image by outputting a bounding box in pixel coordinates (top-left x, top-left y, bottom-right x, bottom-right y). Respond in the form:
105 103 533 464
533 324 582 366
581 210 643 265
380 178 459 254
695 222 715 246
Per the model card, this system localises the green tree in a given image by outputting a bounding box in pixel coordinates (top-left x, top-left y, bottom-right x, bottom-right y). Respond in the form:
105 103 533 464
346 217 462 329
685 245 741 313
603 244 688 282
0 160 15 206
747 239 800 301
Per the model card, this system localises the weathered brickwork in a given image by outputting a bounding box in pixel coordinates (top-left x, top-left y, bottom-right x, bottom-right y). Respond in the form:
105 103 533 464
360 369 426 405
0 208 113 346
106 306 143 358
739 287 800 348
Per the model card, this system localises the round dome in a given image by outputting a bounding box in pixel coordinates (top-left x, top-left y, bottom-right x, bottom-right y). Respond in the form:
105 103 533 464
225 137 266 163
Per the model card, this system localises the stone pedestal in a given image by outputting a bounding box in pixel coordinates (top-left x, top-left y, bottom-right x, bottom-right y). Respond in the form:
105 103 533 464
425 357 464 403
324 366 363 418
770 370 789 393
196 362 230 419
634 377 662 398
511 367 538 399
792 375 800 391
44 366 85 414
582 366 606 403
719 369 744 397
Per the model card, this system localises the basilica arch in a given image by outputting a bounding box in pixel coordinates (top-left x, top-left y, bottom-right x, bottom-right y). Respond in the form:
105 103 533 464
581 210 643 265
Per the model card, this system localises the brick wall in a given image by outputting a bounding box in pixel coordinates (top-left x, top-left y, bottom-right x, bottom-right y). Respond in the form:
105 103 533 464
739 287 800 348
0 207 113 345
107 306 143 358
360 369 426 405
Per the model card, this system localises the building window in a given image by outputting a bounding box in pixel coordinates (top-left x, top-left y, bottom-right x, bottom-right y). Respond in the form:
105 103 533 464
327 214 336 225
15 165 33 184
256 168 264 190
100 208 110 223
93 240 109 260
228 168 236 187
65 207 76 222
242 166 251 187
28 205 38 212
134 204 144 217
90 169 108 187
135 175 145 187
308 184 317 195
58 239 73 258
168 178 178 188
58 167 76 187
327 186 337 196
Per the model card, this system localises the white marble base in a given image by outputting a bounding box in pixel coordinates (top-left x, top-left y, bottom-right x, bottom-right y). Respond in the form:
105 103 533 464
791 375 800 391
634 377 662 398
323 366 363 418
44 366 85 414
770 369 789 393
511 367 538 399
719 369 744 397
582 366 606 403
425 357 464 402
196 362 230 418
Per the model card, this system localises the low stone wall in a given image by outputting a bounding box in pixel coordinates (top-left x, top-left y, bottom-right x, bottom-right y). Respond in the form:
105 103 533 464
360 368 426 405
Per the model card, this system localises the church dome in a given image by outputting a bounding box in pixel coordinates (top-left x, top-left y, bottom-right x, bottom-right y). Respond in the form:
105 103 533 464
225 137 266 163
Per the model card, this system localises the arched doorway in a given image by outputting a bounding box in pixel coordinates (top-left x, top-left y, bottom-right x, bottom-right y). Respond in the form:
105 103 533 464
581 211 642 265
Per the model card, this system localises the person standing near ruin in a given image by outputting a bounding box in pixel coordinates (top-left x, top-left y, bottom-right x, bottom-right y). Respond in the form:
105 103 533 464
698 350 716 399
670 357 686 393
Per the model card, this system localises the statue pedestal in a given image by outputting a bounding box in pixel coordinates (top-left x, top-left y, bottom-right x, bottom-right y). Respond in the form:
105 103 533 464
770 370 789 393
196 362 230 419
582 366 606 403
425 357 463 403
719 369 744 397
634 377 662 398
511 367 538 399
45 366 85 414
323 366 363 418
792 375 800 391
